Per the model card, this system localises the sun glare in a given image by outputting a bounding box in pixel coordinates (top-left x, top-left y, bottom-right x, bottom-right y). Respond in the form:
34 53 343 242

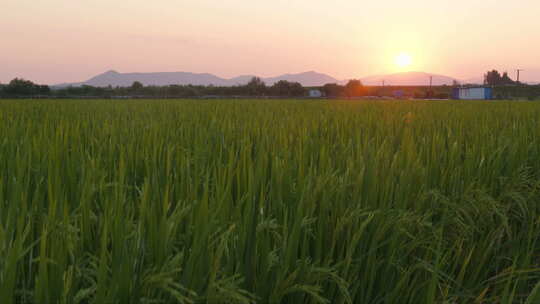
395 53 412 68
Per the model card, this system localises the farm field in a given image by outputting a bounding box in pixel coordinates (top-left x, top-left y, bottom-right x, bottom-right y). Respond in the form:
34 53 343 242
1 98 540 303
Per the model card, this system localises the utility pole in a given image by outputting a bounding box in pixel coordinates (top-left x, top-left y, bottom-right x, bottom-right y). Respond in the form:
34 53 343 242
428 76 433 99
516 69 524 83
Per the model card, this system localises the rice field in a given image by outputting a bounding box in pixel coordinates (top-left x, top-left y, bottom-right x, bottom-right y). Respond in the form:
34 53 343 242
1 98 540 304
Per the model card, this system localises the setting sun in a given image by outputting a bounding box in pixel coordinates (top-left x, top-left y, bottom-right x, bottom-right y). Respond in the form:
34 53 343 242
395 53 412 68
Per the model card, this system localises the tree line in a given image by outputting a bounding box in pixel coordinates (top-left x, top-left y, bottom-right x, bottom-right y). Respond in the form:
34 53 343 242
484 70 517 86
1 71 539 100
0 77 307 98
0 78 51 96
0 76 371 98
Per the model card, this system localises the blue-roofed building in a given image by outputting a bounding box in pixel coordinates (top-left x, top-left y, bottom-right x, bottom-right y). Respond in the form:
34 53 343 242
452 87 493 100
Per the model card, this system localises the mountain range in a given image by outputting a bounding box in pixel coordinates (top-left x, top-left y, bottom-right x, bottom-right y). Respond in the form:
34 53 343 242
360 72 459 86
54 70 469 88
54 70 339 88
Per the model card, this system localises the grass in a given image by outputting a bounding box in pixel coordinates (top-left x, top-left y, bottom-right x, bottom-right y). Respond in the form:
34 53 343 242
0 98 539 303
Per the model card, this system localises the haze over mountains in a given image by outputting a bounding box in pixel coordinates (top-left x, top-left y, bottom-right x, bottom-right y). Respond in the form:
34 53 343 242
55 70 339 88
55 70 471 88
360 72 459 86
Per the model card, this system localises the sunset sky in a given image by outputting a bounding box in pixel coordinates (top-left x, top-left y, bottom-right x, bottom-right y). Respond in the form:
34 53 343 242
2 0 540 84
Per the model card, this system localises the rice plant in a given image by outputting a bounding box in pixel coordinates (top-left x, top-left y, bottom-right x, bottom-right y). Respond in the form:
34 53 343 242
0 98 539 303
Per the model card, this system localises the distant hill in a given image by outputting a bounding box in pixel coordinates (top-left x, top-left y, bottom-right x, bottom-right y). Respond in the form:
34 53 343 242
54 70 498 88
263 71 339 86
360 71 459 86
54 70 340 88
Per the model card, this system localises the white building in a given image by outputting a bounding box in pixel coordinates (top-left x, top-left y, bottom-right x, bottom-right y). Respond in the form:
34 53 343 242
452 87 493 100
308 89 323 98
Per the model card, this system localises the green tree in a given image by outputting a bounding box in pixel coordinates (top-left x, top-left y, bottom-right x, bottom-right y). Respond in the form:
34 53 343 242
131 81 143 91
4 78 49 95
501 72 515 85
271 80 291 96
322 83 344 98
484 70 502 85
270 80 305 97
288 82 305 97
484 70 516 86
245 77 266 96
344 79 366 98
